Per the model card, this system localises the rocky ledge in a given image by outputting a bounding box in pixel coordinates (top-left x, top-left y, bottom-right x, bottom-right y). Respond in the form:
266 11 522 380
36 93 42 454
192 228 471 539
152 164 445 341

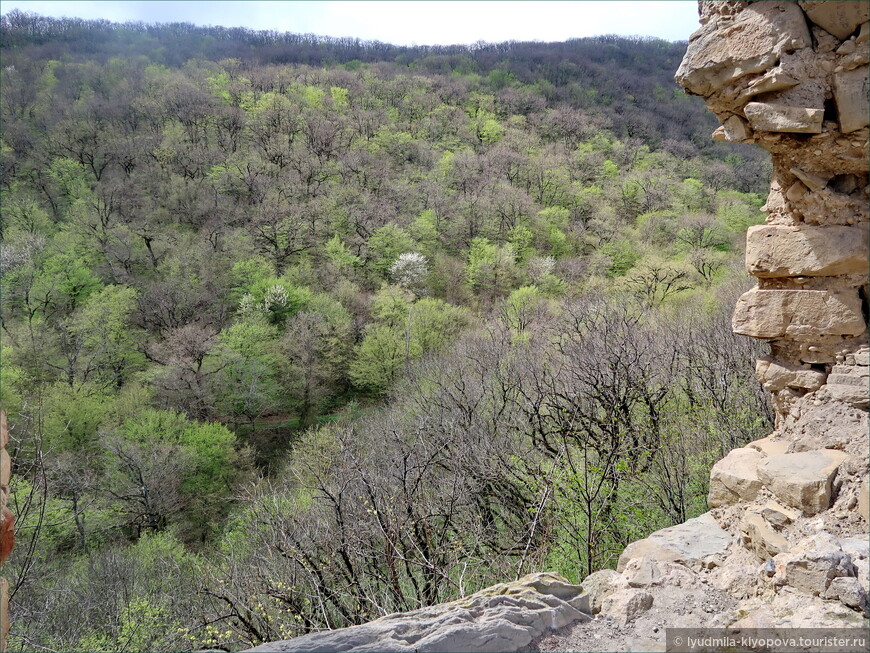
246 573 589 653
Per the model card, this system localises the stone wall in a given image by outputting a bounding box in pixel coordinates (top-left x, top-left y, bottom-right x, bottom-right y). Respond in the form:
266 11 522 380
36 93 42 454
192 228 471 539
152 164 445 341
676 0 869 435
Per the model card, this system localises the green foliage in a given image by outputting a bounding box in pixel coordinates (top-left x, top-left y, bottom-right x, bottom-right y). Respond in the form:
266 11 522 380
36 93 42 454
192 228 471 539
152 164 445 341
240 278 312 325
69 285 147 387
504 285 543 332
366 225 417 279
600 239 640 276
349 324 409 393
44 383 111 451
466 237 517 296
324 234 361 271
370 284 414 327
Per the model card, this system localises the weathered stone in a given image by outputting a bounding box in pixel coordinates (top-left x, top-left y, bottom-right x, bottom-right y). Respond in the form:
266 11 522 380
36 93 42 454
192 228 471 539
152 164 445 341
746 70 800 96
745 224 869 278
840 536 870 595
789 167 829 192
747 437 790 458
757 450 849 514
826 364 870 408
600 589 653 625
708 447 764 507
758 501 799 529
617 513 732 572
856 350 869 366
732 288 866 340
245 573 589 653
800 1 870 40
777 533 856 597
784 180 807 202
755 356 826 392
858 22 869 45
740 511 790 560
622 557 664 588
580 569 628 614
743 102 824 133
834 66 870 133
723 114 751 141
675 1 811 97
824 577 868 612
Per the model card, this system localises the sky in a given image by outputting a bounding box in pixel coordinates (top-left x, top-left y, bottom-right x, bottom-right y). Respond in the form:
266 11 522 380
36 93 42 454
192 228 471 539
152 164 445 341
0 1 701 45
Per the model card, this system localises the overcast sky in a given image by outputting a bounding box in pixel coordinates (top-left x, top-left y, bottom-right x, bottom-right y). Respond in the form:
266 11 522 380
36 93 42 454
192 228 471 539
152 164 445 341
1 1 701 45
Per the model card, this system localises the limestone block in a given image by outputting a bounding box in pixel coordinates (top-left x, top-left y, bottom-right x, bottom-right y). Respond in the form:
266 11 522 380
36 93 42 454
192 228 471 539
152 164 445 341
723 115 752 141
840 536 870 595
755 356 826 392
740 511 790 560
746 70 800 97
757 450 849 514
834 66 870 133
785 181 807 201
708 447 764 507
758 501 799 529
745 225 869 278
414 620 533 653
856 350 869 366
747 437 790 458
789 167 828 192
675 1 811 97
600 589 653 625
580 569 628 614
824 576 868 611
622 557 664 588
826 364 870 408
245 572 590 653
617 513 732 572
732 288 866 340
743 102 823 133
800 1 870 40
777 533 856 597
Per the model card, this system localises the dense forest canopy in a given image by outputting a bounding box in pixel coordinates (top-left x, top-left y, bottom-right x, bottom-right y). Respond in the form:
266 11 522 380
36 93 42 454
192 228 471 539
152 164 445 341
0 11 771 652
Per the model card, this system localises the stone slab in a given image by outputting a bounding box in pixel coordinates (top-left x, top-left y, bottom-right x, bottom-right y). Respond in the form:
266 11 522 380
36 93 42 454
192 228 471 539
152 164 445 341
755 356 826 392
708 447 764 508
732 288 866 340
757 450 849 515
834 66 870 133
617 513 732 572
747 437 791 458
745 224 869 278
245 573 590 653
743 102 823 134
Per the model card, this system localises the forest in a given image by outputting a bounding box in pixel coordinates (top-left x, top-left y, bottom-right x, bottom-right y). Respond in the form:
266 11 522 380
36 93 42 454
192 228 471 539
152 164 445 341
0 10 773 651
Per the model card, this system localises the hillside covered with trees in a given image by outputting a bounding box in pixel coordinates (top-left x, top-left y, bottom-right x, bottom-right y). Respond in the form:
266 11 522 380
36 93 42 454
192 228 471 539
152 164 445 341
0 11 772 651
